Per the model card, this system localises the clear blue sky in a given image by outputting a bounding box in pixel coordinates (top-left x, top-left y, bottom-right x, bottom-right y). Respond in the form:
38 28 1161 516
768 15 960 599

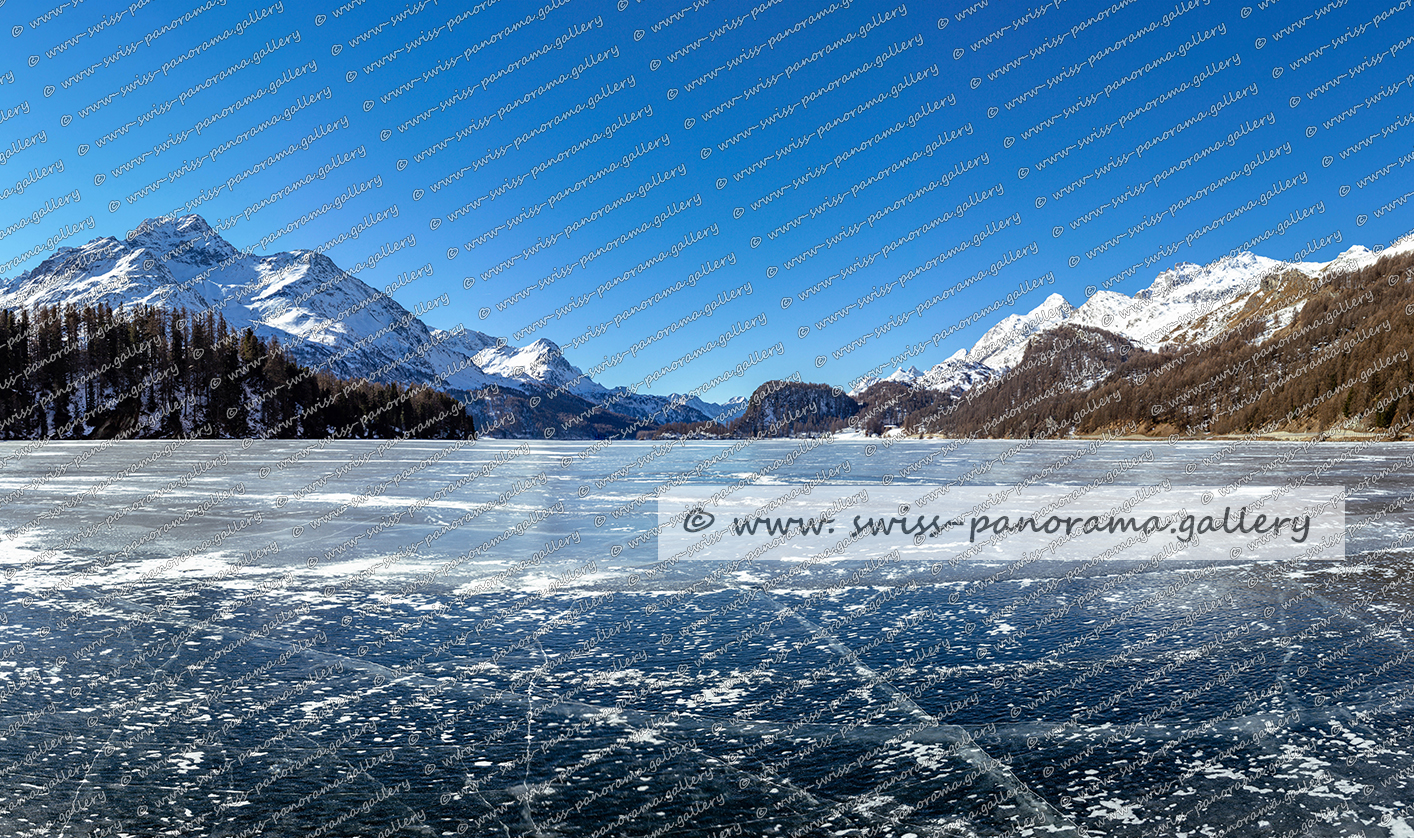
2 0 1411 399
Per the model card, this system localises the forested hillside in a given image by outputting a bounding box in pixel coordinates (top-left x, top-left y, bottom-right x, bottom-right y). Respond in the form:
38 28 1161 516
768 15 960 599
0 303 474 440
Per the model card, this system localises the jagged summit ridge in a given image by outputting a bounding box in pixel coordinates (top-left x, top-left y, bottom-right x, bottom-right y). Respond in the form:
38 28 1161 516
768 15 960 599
0 215 736 427
874 237 1414 400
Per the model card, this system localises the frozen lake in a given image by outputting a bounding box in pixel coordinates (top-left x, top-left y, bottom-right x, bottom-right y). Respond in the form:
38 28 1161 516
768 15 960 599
0 438 1411 837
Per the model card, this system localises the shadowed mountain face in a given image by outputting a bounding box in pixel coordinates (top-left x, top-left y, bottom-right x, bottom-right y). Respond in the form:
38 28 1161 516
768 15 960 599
0 215 739 438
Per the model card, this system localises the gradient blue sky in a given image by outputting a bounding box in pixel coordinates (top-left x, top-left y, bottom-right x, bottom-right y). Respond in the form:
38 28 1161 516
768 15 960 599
2 0 1411 399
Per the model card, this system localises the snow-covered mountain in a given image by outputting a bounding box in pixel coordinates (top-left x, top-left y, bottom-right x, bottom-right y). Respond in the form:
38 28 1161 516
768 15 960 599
0 215 738 430
694 394 749 422
967 292 1077 370
914 350 996 394
852 351 996 397
864 237 1414 400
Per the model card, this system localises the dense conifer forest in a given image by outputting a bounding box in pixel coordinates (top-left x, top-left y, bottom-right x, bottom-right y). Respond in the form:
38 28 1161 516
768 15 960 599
0 303 474 440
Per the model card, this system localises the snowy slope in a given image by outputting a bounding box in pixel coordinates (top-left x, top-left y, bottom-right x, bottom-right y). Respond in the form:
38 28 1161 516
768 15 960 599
0 215 725 423
966 292 1076 370
913 350 997 394
873 237 1414 399
852 352 995 397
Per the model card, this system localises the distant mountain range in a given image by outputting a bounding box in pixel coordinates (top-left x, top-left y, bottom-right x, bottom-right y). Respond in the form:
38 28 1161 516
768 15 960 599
5 214 1412 440
849 240 1414 400
823 233 1414 440
0 215 745 438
